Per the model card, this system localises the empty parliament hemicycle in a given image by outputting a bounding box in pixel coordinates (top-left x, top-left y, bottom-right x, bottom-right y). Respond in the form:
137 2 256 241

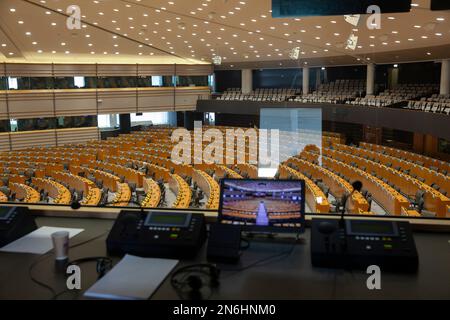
0 0 449 303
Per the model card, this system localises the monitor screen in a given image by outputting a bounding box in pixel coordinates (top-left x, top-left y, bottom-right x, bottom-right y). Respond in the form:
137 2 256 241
219 179 305 233
0 207 14 221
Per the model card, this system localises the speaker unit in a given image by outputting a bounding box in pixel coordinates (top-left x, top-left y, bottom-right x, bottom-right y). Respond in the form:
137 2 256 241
207 223 241 264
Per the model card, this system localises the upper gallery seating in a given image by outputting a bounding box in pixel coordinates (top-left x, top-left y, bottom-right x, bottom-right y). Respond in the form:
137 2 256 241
348 84 438 107
0 126 448 218
290 79 366 104
405 94 450 114
216 88 298 102
214 82 444 114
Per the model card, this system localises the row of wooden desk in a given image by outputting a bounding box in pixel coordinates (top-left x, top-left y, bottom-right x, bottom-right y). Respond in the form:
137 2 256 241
31 178 71 205
286 157 370 213
334 143 449 195
9 182 40 203
142 178 161 208
324 148 449 217
278 164 331 214
360 142 450 174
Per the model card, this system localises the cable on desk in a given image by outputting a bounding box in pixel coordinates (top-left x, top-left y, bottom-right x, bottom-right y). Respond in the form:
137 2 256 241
28 230 110 300
240 237 251 251
220 234 300 278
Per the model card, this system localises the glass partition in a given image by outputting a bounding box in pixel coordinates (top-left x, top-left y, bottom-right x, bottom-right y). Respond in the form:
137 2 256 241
16 117 57 131
53 76 97 89
177 75 209 87
97 77 138 89
57 116 98 129
0 77 7 90
0 120 11 132
439 139 450 155
0 75 212 90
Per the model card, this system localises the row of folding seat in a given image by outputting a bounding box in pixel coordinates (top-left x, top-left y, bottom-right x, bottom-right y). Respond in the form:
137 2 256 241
406 101 450 115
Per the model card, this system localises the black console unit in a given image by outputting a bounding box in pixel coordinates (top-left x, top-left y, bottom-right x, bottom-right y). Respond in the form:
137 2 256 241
107 210 206 259
311 219 419 272
0 206 37 247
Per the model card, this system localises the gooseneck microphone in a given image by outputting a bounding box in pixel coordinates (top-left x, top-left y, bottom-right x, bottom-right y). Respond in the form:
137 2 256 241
340 180 363 228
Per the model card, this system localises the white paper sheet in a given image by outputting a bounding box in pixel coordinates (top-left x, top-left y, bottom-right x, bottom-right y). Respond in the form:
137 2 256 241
0 226 84 254
84 255 179 300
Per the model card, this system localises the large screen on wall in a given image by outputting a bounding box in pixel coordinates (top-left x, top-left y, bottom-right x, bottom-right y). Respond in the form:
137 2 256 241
272 0 412 17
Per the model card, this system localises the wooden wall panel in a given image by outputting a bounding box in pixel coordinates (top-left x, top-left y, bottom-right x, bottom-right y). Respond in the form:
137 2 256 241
56 127 100 145
10 130 56 150
175 87 210 111
0 92 8 120
138 65 176 76
97 64 137 77
176 64 213 76
4 63 53 77
2 63 213 77
54 90 97 116
53 64 97 77
0 133 10 152
7 91 55 119
97 89 137 114
137 88 175 112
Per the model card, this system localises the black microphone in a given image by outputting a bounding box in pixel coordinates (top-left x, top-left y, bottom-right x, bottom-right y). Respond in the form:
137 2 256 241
339 180 363 228
70 200 82 210
339 181 363 253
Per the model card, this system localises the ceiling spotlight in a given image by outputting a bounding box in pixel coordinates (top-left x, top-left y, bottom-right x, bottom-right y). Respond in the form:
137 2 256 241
212 55 222 65
344 15 360 27
289 47 300 60
346 34 358 50
208 12 216 20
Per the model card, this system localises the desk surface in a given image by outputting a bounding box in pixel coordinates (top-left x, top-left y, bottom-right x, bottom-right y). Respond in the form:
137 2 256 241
1 216 450 300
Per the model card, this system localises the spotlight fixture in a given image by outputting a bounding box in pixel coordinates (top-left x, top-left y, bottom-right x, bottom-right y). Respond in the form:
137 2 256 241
344 15 361 27
289 47 301 60
212 55 222 65
346 34 358 50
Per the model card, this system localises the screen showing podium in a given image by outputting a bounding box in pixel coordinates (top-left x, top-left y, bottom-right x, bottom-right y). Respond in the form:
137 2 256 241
218 179 305 233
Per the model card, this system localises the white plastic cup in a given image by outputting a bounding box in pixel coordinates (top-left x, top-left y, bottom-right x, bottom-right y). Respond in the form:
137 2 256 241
51 231 70 261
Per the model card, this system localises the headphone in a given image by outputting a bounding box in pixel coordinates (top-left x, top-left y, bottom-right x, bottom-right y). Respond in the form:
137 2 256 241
171 264 221 300
68 257 113 279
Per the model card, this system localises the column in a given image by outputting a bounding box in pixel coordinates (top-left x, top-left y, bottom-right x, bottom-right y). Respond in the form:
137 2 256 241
302 66 310 95
440 59 450 96
366 63 376 96
241 69 253 94
119 114 131 134
315 68 322 89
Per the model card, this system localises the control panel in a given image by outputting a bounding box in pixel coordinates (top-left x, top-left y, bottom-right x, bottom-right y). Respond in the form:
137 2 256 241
107 210 206 259
0 206 37 247
311 219 419 272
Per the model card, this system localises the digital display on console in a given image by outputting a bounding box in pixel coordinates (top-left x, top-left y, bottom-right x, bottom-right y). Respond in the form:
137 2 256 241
144 212 191 228
347 220 399 237
219 179 305 233
0 207 14 221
